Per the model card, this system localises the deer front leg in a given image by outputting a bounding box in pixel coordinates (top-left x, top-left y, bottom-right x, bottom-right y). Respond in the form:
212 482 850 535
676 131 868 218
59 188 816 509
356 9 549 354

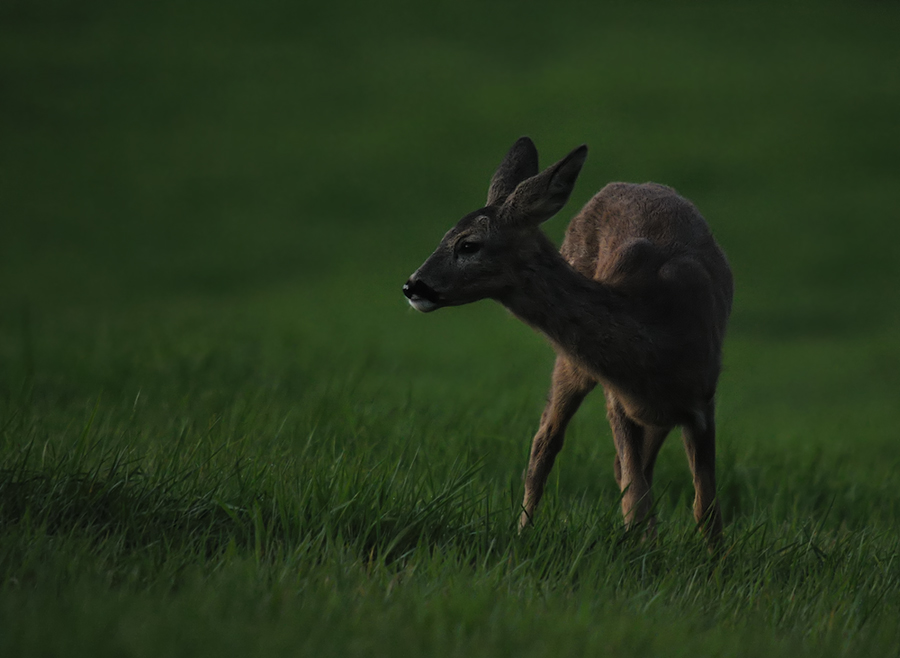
682 401 723 546
607 396 654 531
519 357 595 530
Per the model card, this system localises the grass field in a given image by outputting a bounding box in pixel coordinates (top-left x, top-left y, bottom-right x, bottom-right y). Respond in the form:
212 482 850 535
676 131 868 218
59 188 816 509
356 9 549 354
2 1 900 655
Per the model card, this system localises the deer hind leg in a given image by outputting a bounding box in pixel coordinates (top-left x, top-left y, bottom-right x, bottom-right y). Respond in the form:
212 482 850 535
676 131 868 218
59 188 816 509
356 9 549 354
607 397 656 532
519 356 595 530
681 401 723 545
613 425 670 489
634 425 671 538
642 425 672 485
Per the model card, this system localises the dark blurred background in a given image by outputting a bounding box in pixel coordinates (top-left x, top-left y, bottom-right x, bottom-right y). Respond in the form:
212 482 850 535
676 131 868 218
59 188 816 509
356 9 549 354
2 1 899 442
3 0 896 305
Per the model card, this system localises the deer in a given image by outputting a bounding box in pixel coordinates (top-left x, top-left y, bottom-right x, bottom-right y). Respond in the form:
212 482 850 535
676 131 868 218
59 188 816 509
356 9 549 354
402 137 733 545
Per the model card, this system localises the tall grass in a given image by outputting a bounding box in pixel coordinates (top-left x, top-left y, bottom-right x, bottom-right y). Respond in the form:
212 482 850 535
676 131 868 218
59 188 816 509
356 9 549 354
2 376 899 655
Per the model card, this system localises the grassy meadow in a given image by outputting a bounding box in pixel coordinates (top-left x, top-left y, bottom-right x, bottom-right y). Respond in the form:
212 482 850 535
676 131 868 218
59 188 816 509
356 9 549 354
2 1 900 655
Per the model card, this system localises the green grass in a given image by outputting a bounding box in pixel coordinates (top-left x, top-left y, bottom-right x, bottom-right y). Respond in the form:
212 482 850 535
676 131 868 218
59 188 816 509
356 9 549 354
2 1 900 655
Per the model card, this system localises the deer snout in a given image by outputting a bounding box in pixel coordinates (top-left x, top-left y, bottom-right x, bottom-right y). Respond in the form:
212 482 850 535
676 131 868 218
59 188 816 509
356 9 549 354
403 277 441 313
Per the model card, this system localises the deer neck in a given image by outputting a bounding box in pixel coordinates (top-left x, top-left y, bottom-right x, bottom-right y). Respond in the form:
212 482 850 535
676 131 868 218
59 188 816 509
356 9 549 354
498 235 652 384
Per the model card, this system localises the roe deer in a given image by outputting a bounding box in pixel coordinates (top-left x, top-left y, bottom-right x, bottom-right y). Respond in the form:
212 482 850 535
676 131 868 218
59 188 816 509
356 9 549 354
402 137 732 544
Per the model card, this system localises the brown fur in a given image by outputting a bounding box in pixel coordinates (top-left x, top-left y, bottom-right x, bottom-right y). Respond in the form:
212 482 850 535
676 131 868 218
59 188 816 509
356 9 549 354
403 137 733 545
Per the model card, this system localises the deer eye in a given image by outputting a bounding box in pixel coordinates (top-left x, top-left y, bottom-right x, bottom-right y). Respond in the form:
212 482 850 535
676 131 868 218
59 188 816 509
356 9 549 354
458 240 482 255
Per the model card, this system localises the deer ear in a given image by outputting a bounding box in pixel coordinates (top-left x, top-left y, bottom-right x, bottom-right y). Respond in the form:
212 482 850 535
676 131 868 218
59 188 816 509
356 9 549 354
501 144 587 226
486 136 540 206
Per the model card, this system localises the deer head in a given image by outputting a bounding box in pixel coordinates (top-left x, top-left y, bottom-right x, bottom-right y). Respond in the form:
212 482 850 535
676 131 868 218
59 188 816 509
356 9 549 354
403 137 588 312
403 137 587 313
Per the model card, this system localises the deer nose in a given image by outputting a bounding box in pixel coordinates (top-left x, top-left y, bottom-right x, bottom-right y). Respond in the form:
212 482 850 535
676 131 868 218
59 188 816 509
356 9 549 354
403 278 438 302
